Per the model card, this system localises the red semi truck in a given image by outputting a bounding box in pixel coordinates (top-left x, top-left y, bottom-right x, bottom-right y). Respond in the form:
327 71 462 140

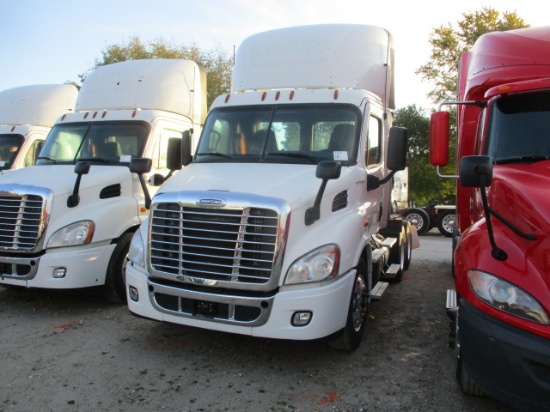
430 26 550 411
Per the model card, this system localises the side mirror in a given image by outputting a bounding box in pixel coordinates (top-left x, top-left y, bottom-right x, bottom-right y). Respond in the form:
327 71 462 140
368 127 407 191
166 138 183 171
130 157 153 209
459 155 493 187
129 157 152 174
305 161 342 226
181 130 193 166
430 111 450 166
316 160 341 180
387 126 407 171
74 160 91 175
67 161 91 208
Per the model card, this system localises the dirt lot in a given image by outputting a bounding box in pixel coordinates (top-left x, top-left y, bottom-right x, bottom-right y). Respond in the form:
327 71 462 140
0 232 514 412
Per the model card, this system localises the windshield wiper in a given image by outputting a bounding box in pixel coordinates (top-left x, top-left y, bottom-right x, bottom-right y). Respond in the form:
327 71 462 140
267 152 318 163
196 152 232 159
496 155 550 165
36 156 57 164
76 157 111 163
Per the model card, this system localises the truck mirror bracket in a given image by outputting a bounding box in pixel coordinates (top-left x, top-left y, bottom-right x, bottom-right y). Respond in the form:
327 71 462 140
459 156 536 261
130 158 153 210
67 161 91 208
305 161 341 226
367 170 397 191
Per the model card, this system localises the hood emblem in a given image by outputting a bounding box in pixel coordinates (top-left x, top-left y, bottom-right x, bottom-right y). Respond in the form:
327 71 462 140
197 198 225 207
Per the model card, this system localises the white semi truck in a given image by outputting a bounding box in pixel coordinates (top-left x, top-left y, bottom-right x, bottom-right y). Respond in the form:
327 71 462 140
0 84 78 172
126 25 416 350
0 59 206 302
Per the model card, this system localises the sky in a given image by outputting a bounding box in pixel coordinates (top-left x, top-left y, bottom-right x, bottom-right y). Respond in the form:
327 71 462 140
1 0 548 111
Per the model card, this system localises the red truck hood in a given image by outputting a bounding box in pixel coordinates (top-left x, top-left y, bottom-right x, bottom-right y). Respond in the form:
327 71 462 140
482 162 550 310
490 161 550 237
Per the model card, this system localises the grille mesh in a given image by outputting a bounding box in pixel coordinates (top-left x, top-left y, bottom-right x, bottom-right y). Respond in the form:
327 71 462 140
0 194 44 250
150 203 279 284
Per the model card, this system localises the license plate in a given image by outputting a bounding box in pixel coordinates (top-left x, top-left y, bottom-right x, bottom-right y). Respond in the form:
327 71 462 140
195 300 218 317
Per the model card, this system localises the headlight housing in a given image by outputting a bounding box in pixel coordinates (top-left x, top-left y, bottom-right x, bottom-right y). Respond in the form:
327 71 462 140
47 220 94 248
127 227 146 268
285 244 339 285
468 270 550 325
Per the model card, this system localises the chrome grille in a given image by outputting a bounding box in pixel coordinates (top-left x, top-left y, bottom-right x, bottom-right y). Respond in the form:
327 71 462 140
0 194 44 250
150 203 279 284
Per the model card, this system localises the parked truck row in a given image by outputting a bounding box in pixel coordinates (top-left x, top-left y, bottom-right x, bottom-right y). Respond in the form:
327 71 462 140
0 59 206 303
430 26 550 411
5 21 547 412
0 25 415 351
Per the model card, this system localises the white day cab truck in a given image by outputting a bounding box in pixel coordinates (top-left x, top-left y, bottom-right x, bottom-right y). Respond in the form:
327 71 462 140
0 84 78 172
0 59 206 302
127 25 417 350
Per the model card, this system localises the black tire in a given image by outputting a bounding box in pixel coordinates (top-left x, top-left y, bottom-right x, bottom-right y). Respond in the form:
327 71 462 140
403 208 431 235
388 224 405 282
437 210 455 237
328 259 369 351
103 232 133 303
403 221 412 270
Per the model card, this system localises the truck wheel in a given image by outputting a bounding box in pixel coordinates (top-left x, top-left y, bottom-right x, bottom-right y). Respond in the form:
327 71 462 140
403 221 412 270
328 259 369 351
403 208 430 235
103 232 133 303
388 224 405 282
437 210 455 237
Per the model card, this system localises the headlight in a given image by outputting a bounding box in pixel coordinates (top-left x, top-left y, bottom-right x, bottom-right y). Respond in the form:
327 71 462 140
127 227 146 268
47 221 94 248
468 270 550 325
285 244 339 285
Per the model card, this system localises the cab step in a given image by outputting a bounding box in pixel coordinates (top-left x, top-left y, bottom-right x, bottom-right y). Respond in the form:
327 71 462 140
372 237 396 264
370 281 389 300
382 263 401 279
380 237 396 249
446 289 458 320
372 248 386 264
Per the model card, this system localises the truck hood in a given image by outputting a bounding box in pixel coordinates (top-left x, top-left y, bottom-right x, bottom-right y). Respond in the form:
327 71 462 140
156 163 329 208
490 162 550 237
0 165 132 196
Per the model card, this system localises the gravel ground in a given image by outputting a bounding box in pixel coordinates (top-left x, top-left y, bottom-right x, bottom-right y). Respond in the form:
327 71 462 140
0 231 514 412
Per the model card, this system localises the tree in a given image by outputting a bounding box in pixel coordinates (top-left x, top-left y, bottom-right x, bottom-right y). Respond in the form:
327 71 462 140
405 8 529 206
417 7 528 104
80 37 233 108
394 105 455 205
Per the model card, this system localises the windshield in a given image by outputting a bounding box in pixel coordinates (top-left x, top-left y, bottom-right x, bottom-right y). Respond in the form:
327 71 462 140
36 121 149 165
195 105 360 165
0 135 23 170
487 93 550 164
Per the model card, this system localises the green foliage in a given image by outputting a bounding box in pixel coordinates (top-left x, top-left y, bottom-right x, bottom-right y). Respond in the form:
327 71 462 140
405 7 529 206
79 37 233 108
416 7 528 104
394 105 455 206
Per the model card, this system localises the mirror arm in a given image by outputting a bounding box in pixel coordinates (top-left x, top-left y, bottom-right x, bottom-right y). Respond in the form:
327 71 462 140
367 170 397 191
305 179 328 226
